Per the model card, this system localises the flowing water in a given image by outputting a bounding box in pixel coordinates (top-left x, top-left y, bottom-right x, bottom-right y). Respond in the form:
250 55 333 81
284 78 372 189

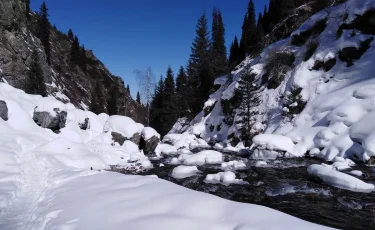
114 152 375 230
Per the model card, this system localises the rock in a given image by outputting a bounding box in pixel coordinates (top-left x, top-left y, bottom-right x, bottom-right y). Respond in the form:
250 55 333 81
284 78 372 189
111 132 126 146
0 100 8 121
78 117 89 130
142 135 160 155
130 132 141 145
323 58 336 71
339 37 374 66
111 131 142 146
368 156 375 165
311 60 324 71
33 109 67 131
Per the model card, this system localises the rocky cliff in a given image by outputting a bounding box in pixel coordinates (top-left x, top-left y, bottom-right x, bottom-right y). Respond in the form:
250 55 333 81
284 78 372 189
0 0 146 123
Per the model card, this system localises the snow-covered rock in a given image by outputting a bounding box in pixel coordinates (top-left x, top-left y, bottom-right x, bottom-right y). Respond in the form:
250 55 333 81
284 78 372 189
307 164 375 193
155 143 178 156
221 160 247 171
204 171 246 186
103 115 140 145
171 165 201 179
33 97 68 130
141 127 160 154
181 150 223 166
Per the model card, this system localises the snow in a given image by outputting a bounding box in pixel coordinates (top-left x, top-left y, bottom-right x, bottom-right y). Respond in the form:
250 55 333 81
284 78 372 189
142 127 160 140
171 165 201 179
349 170 363 177
181 150 223 166
252 134 295 153
154 143 178 156
307 164 375 193
103 115 139 138
34 97 66 116
221 160 247 171
29 172 329 230
255 161 268 167
204 171 246 186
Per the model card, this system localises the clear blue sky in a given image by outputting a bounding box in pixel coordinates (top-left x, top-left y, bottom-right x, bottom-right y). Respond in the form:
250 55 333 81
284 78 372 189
31 0 267 98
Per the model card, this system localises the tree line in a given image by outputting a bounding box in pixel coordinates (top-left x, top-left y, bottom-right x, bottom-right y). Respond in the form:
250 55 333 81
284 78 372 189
148 0 318 137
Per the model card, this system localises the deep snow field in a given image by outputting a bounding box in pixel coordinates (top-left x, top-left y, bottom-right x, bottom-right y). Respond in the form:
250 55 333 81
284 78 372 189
0 82 333 229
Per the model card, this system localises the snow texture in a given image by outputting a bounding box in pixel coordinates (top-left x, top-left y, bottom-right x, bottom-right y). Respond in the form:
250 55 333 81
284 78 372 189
171 165 201 179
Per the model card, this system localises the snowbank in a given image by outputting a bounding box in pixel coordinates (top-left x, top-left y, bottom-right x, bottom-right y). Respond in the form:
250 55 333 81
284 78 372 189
171 165 201 179
307 164 375 193
35 172 330 230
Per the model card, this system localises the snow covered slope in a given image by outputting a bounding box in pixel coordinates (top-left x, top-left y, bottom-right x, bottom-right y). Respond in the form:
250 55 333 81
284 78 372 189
0 82 332 229
176 0 375 163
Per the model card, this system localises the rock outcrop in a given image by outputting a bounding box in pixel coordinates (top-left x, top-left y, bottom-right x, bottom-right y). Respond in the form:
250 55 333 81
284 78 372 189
0 100 8 121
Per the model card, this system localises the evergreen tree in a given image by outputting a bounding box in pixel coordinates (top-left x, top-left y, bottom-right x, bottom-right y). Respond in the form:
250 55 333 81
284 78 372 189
229 36 240 69
240 0 257 58
127 84 130 94
79 45 87 71
67 29 74 41
26 50 47 96
37 2 51 65
150 76 165 133
211 8 228 77
107 87 118 116
175 66 189 118
70 36 80 64
26 0 31 20
160 67 177 136
253 13 265 54
262 4 269 34
136 91 141 104
90 80 105 115
188 12 214 115
280 0 295 20
237 68 260 147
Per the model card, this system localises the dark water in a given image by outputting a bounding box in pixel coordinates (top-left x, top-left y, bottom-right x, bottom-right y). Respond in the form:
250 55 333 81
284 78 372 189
114 153 375 230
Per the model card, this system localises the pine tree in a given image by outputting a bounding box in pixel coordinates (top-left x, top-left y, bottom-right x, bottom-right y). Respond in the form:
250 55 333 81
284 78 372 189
90 80 105 115
229 36 240 69
262 4 269 34
26 0 31 20
107 87 118 116
68 29 74 41
175 66 189 118
240 0 257 58
127 84 130 94
80 45 87 71
188 12 214 115
26 50 47 96
70 36 80 65
253 13 265 54
150 76 165 133
211 8 227 77
160 67 177 136
37 2 51 65
237 68 260 147
136 91 141 104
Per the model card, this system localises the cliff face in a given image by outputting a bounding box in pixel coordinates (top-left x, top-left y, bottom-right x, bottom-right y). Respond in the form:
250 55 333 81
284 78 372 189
0 0 146 123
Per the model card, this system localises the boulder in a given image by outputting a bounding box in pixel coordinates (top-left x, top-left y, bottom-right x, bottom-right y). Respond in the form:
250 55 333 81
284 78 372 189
111 132 126 146
142 136 160 155
33 108 67 131
130 132 141 145
78 118 89 130
0 100 8 121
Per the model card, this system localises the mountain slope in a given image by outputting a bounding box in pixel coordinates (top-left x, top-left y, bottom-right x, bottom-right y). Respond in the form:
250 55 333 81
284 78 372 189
0 0 145 123
173 0 375 163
